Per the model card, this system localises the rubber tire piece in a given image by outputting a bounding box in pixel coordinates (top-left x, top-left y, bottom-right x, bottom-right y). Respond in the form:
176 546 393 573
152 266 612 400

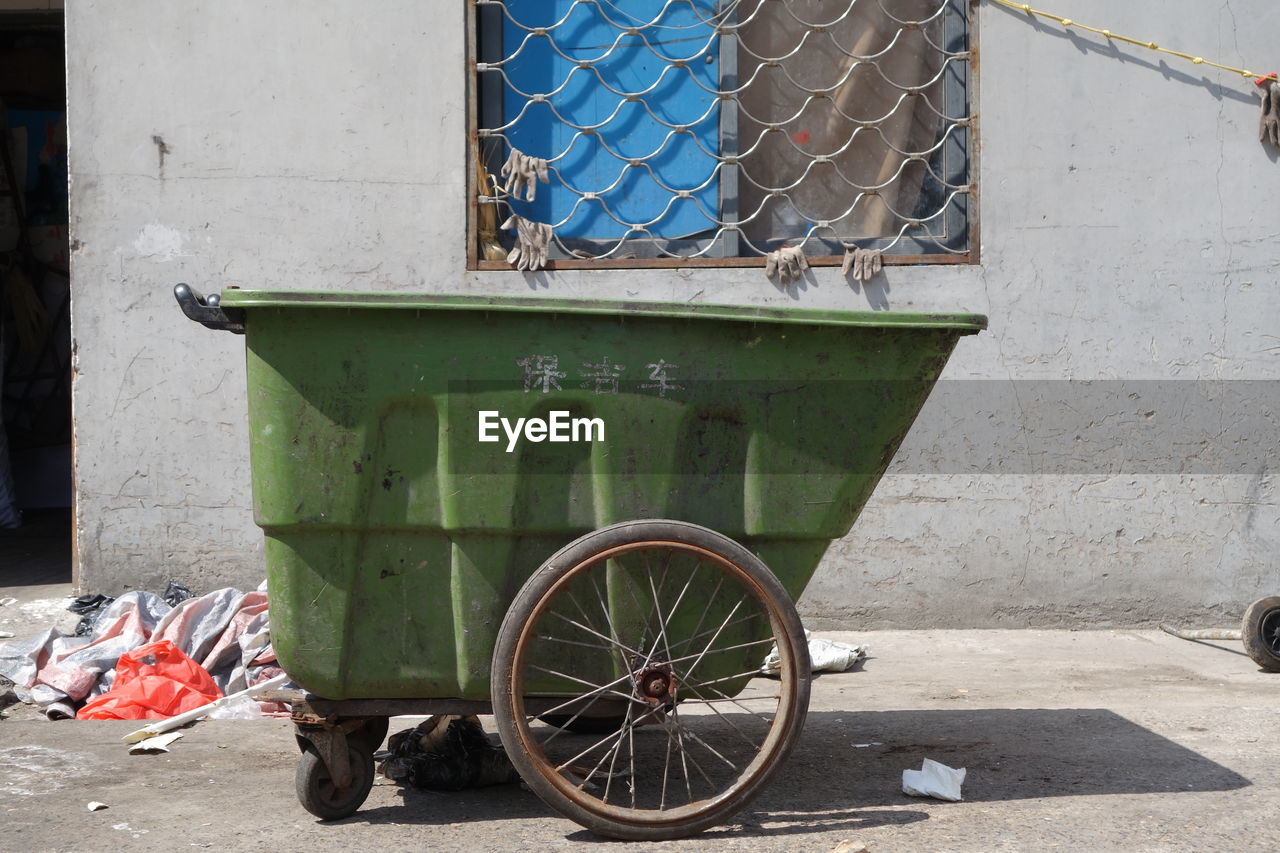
1242 596 1280 672
295 742 375 821
492 519 811 841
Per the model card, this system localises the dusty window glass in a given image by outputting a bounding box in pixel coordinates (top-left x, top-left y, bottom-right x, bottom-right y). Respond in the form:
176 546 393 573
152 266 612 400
474 1 972 266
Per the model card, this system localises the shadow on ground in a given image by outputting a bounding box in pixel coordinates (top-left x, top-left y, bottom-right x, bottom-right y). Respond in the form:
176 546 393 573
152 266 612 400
781 709 1251 806
339 707 1248 836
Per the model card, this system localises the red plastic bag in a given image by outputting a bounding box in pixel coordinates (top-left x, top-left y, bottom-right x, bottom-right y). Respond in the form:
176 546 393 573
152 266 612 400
77 640 223 720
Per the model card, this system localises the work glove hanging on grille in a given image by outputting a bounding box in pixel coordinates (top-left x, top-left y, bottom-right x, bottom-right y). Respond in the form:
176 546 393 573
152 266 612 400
501 214 552 272
501 148 550 202
842 245 884 283
765 245 808 284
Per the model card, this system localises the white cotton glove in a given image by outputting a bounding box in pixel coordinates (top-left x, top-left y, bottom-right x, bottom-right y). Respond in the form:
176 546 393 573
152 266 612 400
501 148 550 202
765 245 808 284
841 246 884 282
1260 76 1280 146
501 214 552 271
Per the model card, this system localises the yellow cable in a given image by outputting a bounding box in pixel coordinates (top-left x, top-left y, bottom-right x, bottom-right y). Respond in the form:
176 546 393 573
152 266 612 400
986 0 1264 82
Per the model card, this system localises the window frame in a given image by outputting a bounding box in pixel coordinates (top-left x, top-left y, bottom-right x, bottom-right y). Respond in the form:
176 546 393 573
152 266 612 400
466 0 980 272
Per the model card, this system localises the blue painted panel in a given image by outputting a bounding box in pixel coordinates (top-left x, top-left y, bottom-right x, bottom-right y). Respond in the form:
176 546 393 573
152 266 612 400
501 1 721 241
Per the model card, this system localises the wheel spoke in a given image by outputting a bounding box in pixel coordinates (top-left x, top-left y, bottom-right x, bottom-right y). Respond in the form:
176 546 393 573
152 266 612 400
625 549 674 673
666 635 778 668
671 609 763 658
679 595 747 686
627 702 638 808
535 633 617 654
684 679 780 727
620 559 657 655
677 694 781 704
550 609 643 660
588 573 635 675
687 666 775 691
602 701 630 803
536 691 618 748
568 724 628 787
574 633 772 678
674 722 740 772
681 574 725 660
665 705 717 798
650 550 675 649
528 663 636 704
660 709 675 810
657 553 706 656
648 563 674 668
524 671 633 719
664 703 695 805
553 701 667 777
678 682 766 750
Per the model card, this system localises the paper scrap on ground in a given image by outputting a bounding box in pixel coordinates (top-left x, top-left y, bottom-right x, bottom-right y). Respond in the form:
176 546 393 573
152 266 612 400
829 841 870 853
761 630 868 676
112 822 148 838
87 801 108 811
902 758 966 802
128 731 183 755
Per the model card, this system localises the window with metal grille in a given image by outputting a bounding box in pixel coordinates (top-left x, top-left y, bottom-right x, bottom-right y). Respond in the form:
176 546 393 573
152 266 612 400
471 0 974 269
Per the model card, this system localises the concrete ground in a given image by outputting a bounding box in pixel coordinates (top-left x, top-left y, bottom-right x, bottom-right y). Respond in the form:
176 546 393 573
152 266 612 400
1 518 1275 851
0 619 1276 852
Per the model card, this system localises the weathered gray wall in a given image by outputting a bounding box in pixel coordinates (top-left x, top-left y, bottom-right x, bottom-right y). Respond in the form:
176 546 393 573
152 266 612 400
66 1 1280 626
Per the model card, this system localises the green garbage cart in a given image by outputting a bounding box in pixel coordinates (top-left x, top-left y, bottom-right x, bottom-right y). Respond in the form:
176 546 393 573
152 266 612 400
175 284 985 840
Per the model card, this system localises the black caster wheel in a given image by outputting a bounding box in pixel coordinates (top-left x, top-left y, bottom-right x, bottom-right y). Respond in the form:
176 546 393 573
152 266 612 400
1242 596 1280 672
295 740 375 820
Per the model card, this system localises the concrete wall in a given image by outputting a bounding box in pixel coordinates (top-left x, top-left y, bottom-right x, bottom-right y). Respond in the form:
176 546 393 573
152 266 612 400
65 1 1280 626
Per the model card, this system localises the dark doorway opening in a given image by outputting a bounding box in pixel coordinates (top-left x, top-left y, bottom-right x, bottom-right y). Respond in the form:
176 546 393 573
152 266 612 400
0 8 72 588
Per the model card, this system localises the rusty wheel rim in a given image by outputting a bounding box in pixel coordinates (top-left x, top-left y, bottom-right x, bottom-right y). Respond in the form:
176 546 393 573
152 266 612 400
506 539 804 829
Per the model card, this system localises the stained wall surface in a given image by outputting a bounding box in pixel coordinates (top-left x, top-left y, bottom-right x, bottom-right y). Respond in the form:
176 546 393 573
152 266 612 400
65 1 1280 625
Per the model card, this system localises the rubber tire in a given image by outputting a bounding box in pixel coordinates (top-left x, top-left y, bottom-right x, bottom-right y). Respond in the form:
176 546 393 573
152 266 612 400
1242 596 1280 672
295 742 375 821
492 519 811 841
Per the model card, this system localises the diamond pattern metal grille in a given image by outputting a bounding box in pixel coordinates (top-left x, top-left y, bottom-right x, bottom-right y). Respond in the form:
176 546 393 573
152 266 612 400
475 0 972 264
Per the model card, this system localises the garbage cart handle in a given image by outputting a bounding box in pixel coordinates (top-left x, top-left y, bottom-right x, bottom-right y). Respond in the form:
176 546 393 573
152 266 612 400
174 283 245 334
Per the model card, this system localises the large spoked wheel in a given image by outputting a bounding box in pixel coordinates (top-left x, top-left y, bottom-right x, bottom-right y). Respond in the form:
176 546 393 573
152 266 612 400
492 519 811 841
1242 596 1280 672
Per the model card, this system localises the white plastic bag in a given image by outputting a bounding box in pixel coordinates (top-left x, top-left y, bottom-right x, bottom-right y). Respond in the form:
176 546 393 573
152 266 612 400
205 694 262 720
902 758 966 801
760 630 868 676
